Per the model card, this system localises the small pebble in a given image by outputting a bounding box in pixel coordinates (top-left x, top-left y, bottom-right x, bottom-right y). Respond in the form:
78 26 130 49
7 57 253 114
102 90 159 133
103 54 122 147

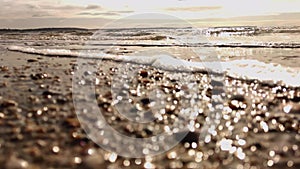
83 154 105 169
27 59 38 63
5 156 28 169
1 99 18 107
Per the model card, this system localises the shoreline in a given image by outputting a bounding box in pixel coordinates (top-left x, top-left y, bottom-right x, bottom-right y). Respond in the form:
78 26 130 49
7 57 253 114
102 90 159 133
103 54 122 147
7 45 300 88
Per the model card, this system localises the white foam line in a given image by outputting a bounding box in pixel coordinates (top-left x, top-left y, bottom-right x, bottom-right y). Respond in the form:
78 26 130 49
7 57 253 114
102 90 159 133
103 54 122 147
7 45 300 87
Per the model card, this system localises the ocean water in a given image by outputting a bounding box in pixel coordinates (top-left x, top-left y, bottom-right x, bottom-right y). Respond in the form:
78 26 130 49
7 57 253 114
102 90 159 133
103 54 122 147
1 26 300 86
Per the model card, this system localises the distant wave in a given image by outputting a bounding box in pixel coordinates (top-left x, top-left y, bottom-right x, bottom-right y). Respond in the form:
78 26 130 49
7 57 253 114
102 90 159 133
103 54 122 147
206 43 300 48
5 42 298 49
8 45 300 87
205 26 300 35
256 26 300 34
205 26 258 35
26 42 300 48
2 40 299 49
0 28 91 33
1 26 299 35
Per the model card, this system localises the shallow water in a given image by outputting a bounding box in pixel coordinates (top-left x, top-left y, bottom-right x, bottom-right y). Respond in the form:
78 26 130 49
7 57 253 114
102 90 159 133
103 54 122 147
1 26 300 85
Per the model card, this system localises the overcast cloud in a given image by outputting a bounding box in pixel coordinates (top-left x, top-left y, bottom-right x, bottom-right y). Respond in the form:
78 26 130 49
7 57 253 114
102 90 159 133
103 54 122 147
0 0 299 28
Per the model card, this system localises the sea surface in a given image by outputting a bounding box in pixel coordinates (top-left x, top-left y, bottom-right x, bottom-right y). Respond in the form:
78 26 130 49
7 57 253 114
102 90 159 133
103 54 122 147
1 26 300 86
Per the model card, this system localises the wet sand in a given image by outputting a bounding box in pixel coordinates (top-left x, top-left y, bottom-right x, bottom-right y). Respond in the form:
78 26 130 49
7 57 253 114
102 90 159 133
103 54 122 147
0 48 300 169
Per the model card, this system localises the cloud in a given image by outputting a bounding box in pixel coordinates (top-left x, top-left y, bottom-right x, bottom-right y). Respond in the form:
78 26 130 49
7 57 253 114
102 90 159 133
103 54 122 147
0 1 105 19
40 5 83 10
1 0 299 28
0 1 85 18
0 1 131 19
85 5 102 10
78 12 120 16
77 10 134 16
111 10 134 14
165 6 222 12
0 17 111 29
202 12 300 21
188 12 300 27
32 13 53 18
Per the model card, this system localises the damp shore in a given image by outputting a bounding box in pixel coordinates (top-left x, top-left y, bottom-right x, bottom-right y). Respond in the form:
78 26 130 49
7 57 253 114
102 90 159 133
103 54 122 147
0 48 299 169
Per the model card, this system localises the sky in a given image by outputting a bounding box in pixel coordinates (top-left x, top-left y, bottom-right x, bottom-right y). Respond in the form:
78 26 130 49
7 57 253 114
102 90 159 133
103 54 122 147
0 0 300 28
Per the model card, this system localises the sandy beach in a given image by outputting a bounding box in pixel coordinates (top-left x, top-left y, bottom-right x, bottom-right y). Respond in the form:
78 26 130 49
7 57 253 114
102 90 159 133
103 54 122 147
0 47 299 169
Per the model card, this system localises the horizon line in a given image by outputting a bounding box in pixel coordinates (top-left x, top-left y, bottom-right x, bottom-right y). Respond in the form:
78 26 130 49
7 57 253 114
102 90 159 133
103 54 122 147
1 25 300 31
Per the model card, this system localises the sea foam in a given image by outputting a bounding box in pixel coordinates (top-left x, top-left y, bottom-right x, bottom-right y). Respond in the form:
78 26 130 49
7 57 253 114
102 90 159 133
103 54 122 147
8 45 300 87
